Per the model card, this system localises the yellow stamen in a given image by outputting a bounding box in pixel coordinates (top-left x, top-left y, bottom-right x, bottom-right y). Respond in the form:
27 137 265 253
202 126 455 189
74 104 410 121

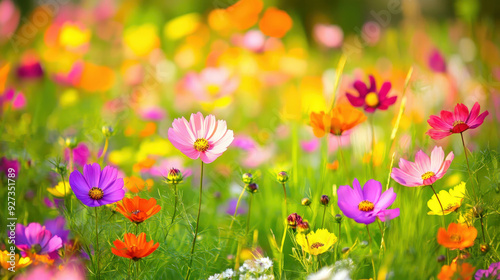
206 84 220 96
193 138 209 152
452 120 465 126
310 242 324 249
358 200 375 212
365 92 379 107
421 171 435 180
89 187 104 200
450 234 461 242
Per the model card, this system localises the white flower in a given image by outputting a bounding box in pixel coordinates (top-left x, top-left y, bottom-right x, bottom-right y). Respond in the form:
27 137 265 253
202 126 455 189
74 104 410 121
307 266 334 280
222 268 234 278
332 269 351 280
208 273 222 280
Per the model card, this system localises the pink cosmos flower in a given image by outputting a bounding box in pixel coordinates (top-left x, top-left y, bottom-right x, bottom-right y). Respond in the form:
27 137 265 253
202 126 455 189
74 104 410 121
53 61 83 86
183 67 239 102
167 112 234 164
391 146 454 187
15 223 63 257
313 24 343 48
428 49 446 73
346 75 397 113
426 102 489 140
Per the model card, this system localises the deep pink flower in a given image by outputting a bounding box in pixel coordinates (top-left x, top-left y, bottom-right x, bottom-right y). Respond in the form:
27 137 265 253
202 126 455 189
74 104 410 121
346 75 396 113
53 61 83 86
183 68 239 102
426 102 489 140
428 49 446 73
337 178 399 224
168 112 234 164
69 163 125 207
64 143 90 168
15 223 62 256
391 146 454 187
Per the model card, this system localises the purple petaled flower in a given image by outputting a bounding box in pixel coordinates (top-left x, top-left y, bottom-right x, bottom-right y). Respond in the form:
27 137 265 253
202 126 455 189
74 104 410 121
69 163 125 207
337 178 400 224
475 262 500 280
428 49 446 73
44 216 70 244
346 75 397 113
15 223 63 256
0 157 19 177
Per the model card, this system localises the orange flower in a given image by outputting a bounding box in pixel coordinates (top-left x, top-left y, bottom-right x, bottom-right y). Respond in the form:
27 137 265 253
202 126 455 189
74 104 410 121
0 251 32 271
124 176 154 193
0 63 9 92
310 104 367 137
259 8 292 38
77 62 115 92
133 157 156 173
437 262 475 280
111 233 159 261
226 0 263 30
116 196 161 224
437 223 477 250
327 160 339 170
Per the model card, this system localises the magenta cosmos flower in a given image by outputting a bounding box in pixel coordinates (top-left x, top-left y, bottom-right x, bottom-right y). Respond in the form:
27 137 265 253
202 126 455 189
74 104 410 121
391 146 454 187
337 178 399 224
475 262 500 280
168 112 234 164
69 163 125 207
346 75 397 113
15 223 62 256
427 102 489 140
183 67 239 102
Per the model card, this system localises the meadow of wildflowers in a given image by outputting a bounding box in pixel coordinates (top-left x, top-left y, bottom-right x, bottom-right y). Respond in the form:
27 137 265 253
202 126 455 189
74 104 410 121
1 0 500 279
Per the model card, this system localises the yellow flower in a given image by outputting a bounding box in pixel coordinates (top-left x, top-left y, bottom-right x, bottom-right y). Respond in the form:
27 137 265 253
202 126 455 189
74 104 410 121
123 24 160 57
296 228 337 255
0 250 32 271
427 182 466 215
58 22 91 50
47 181 71 197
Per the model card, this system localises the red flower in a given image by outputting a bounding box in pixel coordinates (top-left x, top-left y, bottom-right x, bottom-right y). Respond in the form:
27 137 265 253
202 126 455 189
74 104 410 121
427 102 489 140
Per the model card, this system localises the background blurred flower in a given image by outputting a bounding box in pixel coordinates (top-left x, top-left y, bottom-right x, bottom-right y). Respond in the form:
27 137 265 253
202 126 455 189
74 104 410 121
0 0 20 41
44 216 70 244
337 178 399 224
124 176 154 193
15 223 62 256
47 181 71 197
64 143 90 168
258 8 292 38
58 22 91 52
391 146 454 187
226 0 263 31
438 262 475 280
314 24 343 48
0 250 31 271
310 104 367 137
346 75 396 113
428 49 447 73
183 67 239 103
475 262 500 280
124 24 160 57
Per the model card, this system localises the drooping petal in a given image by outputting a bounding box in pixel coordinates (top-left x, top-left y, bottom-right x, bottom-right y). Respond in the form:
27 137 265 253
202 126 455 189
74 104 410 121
468 111 489 129
427 115 452 130
426 129 453 140
99 166 118 190
353 80 368 97
375 187 397 210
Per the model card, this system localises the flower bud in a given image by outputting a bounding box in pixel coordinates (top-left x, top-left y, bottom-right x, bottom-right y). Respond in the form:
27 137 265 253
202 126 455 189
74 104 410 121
102 126 114 137
53 164 67 176
480 244 489 253
341 247 350 254
246 183 258 193
64 137 78 149
287 213 302 229
472 205 484 218
301 198 311 206
277 171 288 183
166 168 183 185
335 214 343 223
437 255 446 262
320 195 330 206
297 221 310 234
242 173 254 184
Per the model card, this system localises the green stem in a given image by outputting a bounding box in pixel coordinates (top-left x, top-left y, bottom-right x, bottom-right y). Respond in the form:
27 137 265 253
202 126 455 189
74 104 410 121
480 216 487 243
229 186 246 230
460 132 479 201
366 225 377 280
128 259 131 280
136 260 139 279
246 194 253 236
186 161 204 280
282 183 288 217
429 185 446 227
95 207 100 280
164 184 178 240
321 206 327 228
370 116 376 177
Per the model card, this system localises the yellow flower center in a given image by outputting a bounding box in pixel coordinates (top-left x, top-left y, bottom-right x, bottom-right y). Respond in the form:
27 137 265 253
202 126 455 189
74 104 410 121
365 92 379 107
421 171 435 180
358 200 375 212
310 242 325 249
452 120 465 126
193 138 209 152
88 187 104 200
450 234 461 242
206 84 220 96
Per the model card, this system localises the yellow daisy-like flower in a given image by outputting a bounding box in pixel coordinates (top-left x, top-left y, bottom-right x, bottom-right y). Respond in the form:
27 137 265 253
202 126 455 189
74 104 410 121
295 228 337 256
47 181 71 198
427 182 466 215
0 250 32 271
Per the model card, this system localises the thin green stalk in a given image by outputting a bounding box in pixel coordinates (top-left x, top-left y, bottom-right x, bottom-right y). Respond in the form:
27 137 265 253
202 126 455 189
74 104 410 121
429 185 446 227
246 194 253 236
366 225 377 280
99 137 109 165
95 207 100 280
165 184 178 240
229 186 246 230
460 132 479 201
186 161 204 280
282 183 288 217
136 260 139 279
128 259 131 280
321 206 327 228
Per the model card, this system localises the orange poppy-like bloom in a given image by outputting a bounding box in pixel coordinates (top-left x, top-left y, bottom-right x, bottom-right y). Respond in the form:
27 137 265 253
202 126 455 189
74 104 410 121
226 0 263 30
124 176 154 193
116 196 161 224
310 104 367 137
437 223 477 250
437 262 475 280
259 8 292 38
111 233 159 261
